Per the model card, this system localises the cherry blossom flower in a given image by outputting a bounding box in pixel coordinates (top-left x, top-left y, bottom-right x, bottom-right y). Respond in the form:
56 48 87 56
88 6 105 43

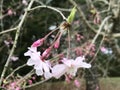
24 47 52 79
52 56 91 79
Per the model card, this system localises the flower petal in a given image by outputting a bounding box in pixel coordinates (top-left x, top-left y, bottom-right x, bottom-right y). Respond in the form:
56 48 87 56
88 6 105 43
62 58 74 67
36 69 43 76
42 62 49 72
27 58 35 66
52 64 67 79
44 72 52 79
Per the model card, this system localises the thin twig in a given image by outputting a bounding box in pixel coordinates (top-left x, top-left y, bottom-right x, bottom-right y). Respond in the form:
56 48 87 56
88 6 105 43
5 64 27 80
29 5 67 20
0 27 18 35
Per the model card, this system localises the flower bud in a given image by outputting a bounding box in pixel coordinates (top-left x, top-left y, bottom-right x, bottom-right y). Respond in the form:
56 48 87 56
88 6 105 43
32 38 44 47
28 80 33 85
7 9 13 16
74 79 80 88
42 48 51 58
54 40 60 49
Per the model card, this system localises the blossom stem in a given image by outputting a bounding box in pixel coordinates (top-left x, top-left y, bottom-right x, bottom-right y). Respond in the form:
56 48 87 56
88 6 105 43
67 29 71 58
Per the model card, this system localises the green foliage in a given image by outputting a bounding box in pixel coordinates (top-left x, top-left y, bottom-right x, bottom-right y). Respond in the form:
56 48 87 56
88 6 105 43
67 7 76 23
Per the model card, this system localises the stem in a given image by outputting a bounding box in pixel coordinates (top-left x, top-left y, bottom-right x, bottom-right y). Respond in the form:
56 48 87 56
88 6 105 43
29 5 67 20
5 64 27 80
0 0 4 31
0 27 17 35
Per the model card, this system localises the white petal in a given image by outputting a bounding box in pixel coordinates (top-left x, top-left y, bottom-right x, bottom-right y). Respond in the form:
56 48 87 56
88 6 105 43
74 56 91 68
62 58 73 67
52 64 67 79
36 69 43 76
28 47 37 52
76 61 91 68
75 56 85 62
44 72 52 79
34 61 42 69
42 62 49 72
27 58 34 66
24 50 31 56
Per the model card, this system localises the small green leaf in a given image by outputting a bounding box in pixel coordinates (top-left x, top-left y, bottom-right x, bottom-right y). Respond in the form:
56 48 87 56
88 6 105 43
67 7 76 23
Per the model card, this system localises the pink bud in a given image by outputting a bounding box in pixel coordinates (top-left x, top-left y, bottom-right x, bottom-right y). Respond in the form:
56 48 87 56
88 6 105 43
74 79 80 88
10 82 16 87
54 40 60 49
7 9 13 16
65 75 71 83
32 76 36 80
42 48 51 58
32 38 44 47
15 87 20 90
28 80 33 85
100 47 107 53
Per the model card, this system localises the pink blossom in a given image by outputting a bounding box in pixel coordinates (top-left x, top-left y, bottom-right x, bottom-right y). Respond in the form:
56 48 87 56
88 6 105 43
7 9 13 16
31 38 44 47
10 82 16 87
32 76 36 80
24 47 52 79
15 87 20 90
74 79 80 88
28 80 33 85
52 56 91 79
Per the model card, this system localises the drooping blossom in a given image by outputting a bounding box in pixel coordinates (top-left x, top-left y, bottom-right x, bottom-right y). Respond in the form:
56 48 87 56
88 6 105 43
24 47 52 79
52 56 91 79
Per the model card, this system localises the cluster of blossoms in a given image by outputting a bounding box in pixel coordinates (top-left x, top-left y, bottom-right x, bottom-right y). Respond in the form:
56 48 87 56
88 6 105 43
24 39 91 80
24 46 91 79
24 21 91 80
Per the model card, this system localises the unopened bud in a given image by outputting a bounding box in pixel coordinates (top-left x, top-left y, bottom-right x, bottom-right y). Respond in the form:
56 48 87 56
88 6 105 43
7 9 13 16
42 48 51 58
54 40 60 49
32 38 44 47
74 79 80 88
